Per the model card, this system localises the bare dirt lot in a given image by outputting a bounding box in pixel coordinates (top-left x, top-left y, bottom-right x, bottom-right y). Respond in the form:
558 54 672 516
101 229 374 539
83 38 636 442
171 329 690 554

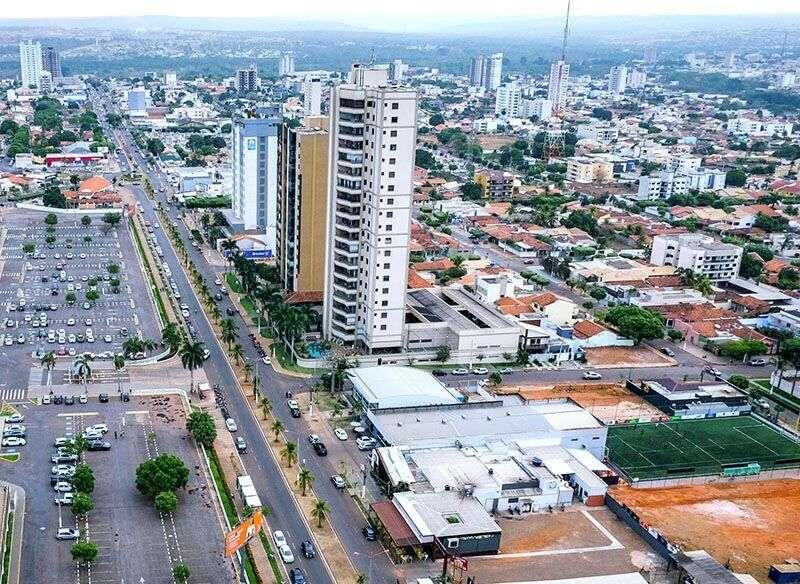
586 346 674 368
500 383 662 424
498 509 612 554
612 479 800 583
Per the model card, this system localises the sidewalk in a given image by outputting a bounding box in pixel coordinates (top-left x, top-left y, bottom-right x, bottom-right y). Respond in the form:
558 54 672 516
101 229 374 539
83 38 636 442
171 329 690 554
0 482 25 584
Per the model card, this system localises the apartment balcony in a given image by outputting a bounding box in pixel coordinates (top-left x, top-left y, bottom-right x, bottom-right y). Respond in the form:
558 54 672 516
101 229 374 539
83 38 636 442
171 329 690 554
334 191 361 206
333 266 358 280
333 289 357 304
333 253 358 269
335 220 360 233
333 276 358 290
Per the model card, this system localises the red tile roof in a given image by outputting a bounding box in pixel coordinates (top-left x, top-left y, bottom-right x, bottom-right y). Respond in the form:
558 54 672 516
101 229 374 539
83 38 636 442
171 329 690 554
573 320 607 339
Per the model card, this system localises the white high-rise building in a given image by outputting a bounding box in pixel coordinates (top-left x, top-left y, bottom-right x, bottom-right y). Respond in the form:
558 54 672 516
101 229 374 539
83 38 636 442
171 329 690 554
279 52 296 76
483 53 503 91
19 41 43 89
39 71 52 94
231 107 281 252
469 55 485 87
126 88 148 115
608 65 628 97
519 98 552 122
628 69 647 90
303 77 322 117
236 66 259 93
494 82 521 117
322 67 418 352
548 60 569 112
389 59 408 82
650 234 742 282
165 71 178 88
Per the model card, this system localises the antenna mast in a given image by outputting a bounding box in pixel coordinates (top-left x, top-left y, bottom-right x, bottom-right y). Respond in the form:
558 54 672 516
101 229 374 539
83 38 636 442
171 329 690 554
542 0 572 162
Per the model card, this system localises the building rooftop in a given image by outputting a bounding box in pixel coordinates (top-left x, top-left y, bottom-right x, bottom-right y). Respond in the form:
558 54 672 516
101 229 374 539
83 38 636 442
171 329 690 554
348 366 463 410
393 491 502 539
407 287 518 331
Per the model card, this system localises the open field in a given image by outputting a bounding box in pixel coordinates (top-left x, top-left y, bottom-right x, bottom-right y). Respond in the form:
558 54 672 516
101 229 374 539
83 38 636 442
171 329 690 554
608 416 800 480
503 382 662 424
612 479 800 582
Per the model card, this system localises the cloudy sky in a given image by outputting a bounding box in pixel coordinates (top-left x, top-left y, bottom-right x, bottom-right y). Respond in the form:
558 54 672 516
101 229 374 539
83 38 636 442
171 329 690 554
2 0 798 26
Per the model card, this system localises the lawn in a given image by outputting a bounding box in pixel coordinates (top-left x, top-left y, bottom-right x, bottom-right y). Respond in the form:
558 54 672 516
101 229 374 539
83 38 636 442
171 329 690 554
608 415 800 480
225 272 244 294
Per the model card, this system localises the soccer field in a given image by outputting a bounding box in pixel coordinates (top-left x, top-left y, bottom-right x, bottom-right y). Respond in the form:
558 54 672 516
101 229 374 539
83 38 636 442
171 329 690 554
607 416 800 480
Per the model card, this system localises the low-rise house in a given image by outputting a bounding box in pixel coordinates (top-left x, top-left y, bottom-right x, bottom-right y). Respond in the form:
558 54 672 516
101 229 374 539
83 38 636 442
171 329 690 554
63 175 121 208
571 319 633 348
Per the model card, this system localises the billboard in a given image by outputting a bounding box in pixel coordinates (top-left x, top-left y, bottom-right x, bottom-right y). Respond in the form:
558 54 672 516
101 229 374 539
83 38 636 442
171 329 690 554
224 509 265 557
242 249 273 260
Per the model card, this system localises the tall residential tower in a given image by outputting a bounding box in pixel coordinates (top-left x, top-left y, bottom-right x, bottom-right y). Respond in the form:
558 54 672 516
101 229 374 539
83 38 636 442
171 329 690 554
19 41 43 89
322 66 418 352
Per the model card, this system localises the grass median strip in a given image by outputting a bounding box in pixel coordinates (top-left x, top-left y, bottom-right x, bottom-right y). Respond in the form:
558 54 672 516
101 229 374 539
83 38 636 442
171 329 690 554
1 511 14 584
129 220 169 326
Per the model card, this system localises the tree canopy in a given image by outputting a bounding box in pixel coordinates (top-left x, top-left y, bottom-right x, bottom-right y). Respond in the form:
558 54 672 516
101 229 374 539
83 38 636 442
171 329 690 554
135 453 190 499
604 306 665 344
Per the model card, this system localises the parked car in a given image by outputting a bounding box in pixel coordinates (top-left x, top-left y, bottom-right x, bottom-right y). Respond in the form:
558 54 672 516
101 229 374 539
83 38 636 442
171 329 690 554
51 454 78 464
749 358 767 366
582 371 602 380
362 525 377 541
356 437 377 451
235 437 247 453
289 568 306 584
312 442 328 456
86 424 108 434
54 493 74 506
660 347 676 357
55 527 80 540
330 474 346 489
86 440 112 451
225 418 238 432
53 481 73 493
98 393 109 403
5 413 24 424
704 366 723 378
307 434 320 445
499 367 513 374
432 369 447 377
1 437 25 447
471 367 489 375
451 368 469 375
334 428 348 441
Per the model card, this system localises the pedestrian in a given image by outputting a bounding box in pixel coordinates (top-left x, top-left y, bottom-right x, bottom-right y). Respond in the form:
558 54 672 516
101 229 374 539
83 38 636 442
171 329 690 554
114 430 118 439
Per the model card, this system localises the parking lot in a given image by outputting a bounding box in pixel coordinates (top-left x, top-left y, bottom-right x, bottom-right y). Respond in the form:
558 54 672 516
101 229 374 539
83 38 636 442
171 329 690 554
1 394 234 584
0 209 160 401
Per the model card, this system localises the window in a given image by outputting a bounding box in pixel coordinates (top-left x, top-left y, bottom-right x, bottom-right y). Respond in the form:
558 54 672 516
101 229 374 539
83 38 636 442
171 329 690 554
386 211 394 218
387 198 394 204
447 539 459 549
389 158 396 164
382 288 389 293
380 324 387 330
383 263 390 269
388 172 395 178
389 144 397 151
381 312 387 318
391 102 399 109
381 301 388 307
388 185 395 192
384 250 391 256
390 130 398 137
383 275 389 281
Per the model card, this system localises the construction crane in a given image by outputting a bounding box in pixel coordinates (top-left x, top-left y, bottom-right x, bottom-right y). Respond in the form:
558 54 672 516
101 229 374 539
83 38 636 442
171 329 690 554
542 0 572 161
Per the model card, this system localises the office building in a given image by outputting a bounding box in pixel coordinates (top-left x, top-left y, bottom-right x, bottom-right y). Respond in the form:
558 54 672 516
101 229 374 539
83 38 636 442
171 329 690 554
19 41 43 89
389 59 407 82
236 66 259 93
469 54 485 87
548 60 569 112
231 107 281 251
277 116 329 294
483 52 503 91
126 88 148 115
302 77 322 117
279 52 295 76
608 65 628 97
322 66 418 352
494 82 521 117
42 46 62 79
650 233 743 282
519 98 552 122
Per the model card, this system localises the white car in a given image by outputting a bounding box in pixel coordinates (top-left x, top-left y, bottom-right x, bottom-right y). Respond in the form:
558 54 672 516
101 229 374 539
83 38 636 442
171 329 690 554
82 430 103 441
214 278 222 286
52 464 76 475
356 437 377 451
54 437 71 447
181 309 190 318
104 335 112 343
225 418 238 432
5 414 24 424
471 367 489 375
86 423 108 434
582 371 602 380
55 527 80 540
278 544 294 564
262 356 271 365
53 481 73 493
67 318 75 326
54 493 75 505
273 530 288 548
451 368 468 375
1 437 26 447
334 428 348 441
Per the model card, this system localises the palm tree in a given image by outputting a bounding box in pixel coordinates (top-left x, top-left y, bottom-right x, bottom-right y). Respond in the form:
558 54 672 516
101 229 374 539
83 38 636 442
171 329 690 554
209 304 222 323
179 340 206 394
271 419 284 441
243 361 253 383
281 440 298 467
40 351 56 385
356 573 368 584
221 239 238 266
259 397 271 420
311 498 330 528
220 318 238 348
122 337 143 358
73 354 94 394
162 322 183 354
296 467 314 497
230 343 245 365
113 354 125 395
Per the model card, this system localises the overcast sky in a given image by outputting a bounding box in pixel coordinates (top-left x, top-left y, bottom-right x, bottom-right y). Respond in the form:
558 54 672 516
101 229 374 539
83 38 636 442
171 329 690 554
3 0 799 26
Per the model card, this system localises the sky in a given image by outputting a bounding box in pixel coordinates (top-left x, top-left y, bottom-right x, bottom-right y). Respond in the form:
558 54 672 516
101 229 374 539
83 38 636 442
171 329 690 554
2 0 799 27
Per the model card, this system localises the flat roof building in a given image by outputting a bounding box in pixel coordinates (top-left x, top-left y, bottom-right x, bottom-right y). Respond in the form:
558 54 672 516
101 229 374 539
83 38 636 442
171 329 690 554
348 366 463 410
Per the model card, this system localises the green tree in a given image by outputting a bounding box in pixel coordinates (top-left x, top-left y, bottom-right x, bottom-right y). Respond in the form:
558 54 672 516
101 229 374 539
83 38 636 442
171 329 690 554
429 113 445 126
161 322 183 353
415 149 436 170
515 346 530 365
102 212 122 231
70 541 99 564
562 210 599 236
311 498 330 528
173 564 191 584
86 289 100 303
22 242 35 254
81 215 92 227
154 490 179 513
146 137 165 157
728 374 750 390
186 410 217 448
179 340 206 394
135 454 190 499
719 339 767 361
604 306 665 344
71 492 94 516
72 464 95 494
65 291 77 305
739 253 764 279
435 345 451 363
461 181 483 200
488 371 502 386
726 168 747 187
296 466 314 497
44 213 59 225
281 440 298 467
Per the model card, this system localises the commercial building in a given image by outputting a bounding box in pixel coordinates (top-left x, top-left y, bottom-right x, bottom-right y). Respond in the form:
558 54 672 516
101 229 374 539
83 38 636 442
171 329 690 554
650 233 743 282
277 116 329 294
627 69 647 89
548 60 570 112
19 40 43 89
42 46 62 79
627 378 751 418
126 88 148 115
278 52 296 76
322 65 418 352
566 157 613 184
608 65 628 96
231 106 281 252
389 59 407 82
302 76 322 117
349 366 463 410
494 82 521 117
726 117 793 137
236 66 259 93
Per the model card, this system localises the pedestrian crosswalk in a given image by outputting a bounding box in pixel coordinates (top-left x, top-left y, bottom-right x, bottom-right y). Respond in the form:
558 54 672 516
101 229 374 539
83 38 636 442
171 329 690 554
0 388 26 402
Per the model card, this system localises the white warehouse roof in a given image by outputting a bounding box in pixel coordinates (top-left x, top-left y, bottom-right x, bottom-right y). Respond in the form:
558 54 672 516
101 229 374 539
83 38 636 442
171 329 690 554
349 366 463 410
